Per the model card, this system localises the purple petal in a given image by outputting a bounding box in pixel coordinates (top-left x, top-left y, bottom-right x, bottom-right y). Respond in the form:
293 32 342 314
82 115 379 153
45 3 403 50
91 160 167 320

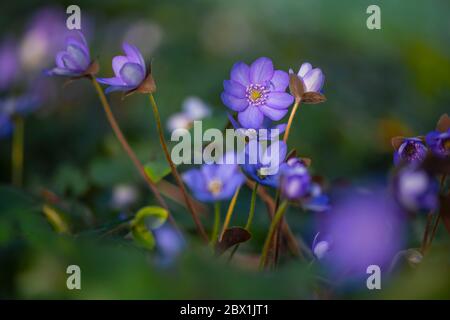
221 92 248 112
250 57 274 84
112 56 129 77
230 62 250 86
66 44 90 70
96 77 125 86
298 62 312 77
227 113 241 129
266 92 294 109
66 35 89 59
223 80 246 98
303 68 324 92
270 70 289 91
61 53 82 71
237 105 264 129
104 85 134 94
122 42 146 72
119 62 145 86
55 51 67 68
46 67 80 77
259 105 289 121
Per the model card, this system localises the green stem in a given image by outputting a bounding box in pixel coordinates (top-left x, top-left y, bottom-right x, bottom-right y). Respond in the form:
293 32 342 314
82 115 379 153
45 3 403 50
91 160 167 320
219 186 241 241
211 202 221 246
259 200 289 269
228 183 259 261
12 116 24 187
148 93 208 242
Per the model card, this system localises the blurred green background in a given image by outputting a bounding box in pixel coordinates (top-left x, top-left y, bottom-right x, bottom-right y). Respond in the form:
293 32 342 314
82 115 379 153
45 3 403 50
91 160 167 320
0 0 449 299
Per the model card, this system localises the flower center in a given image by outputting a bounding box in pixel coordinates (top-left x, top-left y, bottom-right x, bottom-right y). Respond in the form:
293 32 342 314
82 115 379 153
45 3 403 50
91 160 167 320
208 179 223 195
246 84 268 106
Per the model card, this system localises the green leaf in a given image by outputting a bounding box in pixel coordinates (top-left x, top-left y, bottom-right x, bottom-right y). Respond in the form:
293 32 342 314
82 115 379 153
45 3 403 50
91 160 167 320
144 160 171 183
130 206 169 250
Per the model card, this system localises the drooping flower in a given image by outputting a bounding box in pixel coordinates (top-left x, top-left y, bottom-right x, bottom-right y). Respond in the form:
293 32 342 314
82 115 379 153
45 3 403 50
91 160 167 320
166 96 211 131
426 129 450 158
0 38 19 91
182 157 245 202
289 62 326 103
394 166 438 212
241 140 287 188
46 31 96 78
392 137 428 165
97 42 154 94
221 57 294 129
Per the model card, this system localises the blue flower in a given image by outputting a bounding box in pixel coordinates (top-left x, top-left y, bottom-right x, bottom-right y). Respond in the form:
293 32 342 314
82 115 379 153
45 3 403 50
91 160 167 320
279 157 312 200
393 137 427 165
182 160 245 203
426 129 449 158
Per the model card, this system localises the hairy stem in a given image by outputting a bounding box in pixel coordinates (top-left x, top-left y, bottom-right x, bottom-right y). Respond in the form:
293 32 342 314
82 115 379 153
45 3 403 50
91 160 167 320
283 99 301 143
259 200 289 269
12 116 24 187
148 93 208 242
219 186 241 241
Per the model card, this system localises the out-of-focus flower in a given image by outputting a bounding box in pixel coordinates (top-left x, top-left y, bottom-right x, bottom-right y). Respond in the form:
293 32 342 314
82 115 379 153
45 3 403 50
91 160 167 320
0 38 19 90
123 20 163 57
228 113 286 141
241 140 287 188
182 156 245 202
392 137 427 165
153 223 185 266
279 157 312 200
289 62 326 103
312 232 331 260
221 57 293 129
20 7 68 72
97 43 154 94
111 184 138 209
46 31 96 77
394 166 438 212
0 113 13 138
426 129 449 158
166 96 211 132
322 191 404 277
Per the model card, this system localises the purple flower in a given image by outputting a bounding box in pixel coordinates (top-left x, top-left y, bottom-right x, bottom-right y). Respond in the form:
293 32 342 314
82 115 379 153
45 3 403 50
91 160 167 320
46 31 93 77
97 42 148 94
279 157 312 200
322 191 404 277
241 140 287 187
394 166 438 212
393 137 428 165
290 62 325 93
221 57 294 129
167 96 211 131
312 232 331 260
228 113 286 141
153 223 185 266
426 129 449 158
0 38 19 91
182 161 245 202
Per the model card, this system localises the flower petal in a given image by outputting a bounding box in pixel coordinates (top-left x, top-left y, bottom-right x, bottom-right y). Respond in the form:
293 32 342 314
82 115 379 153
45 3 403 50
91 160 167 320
221 92 248 112
122 42 146 72
119 62 145 86
250 57 274 84
223 80 246 98
266 92 294 109
303 68 324 92
230 62 250 86
46 67 80 77
96 76 125 86
258 105 289 121
298 62 312 77
237 105 264 129
66 44 90 70
104 85 134 94
269 70 289 91
112 56 129 77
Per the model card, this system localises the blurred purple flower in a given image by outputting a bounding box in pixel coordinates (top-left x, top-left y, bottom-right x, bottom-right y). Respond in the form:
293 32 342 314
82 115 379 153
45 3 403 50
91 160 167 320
394 166 438 212
167 96 211 132
393 137 427 165
182 159 245 202
153 223 185 266
221 57 293 129
322 191 404 277
426 129 449 158
312 232 331 260
97 42 147 94
0 113 13 138
279 157 312 200
0 38 19 90
289 62 325 93
111 184 138 210
241 140 287 188
46 31 93 77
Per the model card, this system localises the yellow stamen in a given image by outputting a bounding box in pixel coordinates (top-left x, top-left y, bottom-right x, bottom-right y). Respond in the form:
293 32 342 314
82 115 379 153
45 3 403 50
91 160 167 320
208 179 223 195
250 89 261 101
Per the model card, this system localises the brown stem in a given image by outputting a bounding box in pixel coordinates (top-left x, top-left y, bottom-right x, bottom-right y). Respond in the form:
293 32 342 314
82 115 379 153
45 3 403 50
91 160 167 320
420 212 434 254
148 93 208 242
89 77 176 227
283 99 301 143
426 174 447 251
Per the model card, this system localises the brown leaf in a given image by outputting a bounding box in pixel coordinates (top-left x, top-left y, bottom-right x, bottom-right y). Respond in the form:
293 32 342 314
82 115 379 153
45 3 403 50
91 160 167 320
391 136 404 150
289 72 305 102
436 113 450 132
215 227 251 255
301 92 326 104
440 194 450 236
